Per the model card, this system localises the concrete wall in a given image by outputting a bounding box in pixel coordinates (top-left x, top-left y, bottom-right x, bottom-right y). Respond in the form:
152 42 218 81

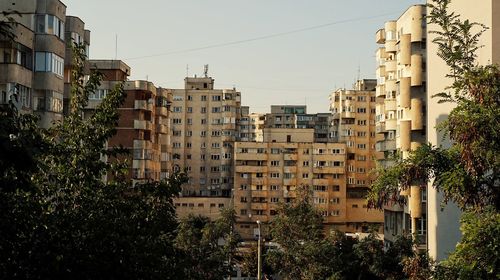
426 0 499 261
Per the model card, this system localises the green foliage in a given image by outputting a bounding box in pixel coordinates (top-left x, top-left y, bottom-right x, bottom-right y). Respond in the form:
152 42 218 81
368 0 500 278
369 0 500 211
0 43 190 279
174 208 240 280
267 186 418 280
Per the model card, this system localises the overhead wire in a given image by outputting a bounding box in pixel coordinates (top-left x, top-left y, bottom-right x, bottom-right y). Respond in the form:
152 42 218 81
125 11 400 61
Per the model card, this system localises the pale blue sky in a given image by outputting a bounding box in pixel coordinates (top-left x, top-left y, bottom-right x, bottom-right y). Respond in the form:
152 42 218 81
65 0 425 113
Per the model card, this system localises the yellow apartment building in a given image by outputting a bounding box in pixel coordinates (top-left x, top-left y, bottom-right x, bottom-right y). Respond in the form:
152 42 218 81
170 74 242 218
375 5 427 248
234 128 382 240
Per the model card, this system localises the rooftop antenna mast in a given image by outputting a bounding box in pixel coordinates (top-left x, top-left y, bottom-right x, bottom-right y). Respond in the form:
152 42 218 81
204 64 209 77
115 34 118 60
186 64 189 77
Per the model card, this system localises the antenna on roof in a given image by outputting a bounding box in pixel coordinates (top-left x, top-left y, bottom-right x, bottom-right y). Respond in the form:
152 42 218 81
204 64 209 77
115 34 118 60
186 64 189 77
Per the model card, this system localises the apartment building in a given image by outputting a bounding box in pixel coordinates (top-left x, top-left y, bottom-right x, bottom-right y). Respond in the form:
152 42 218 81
170 74 242 218
329 79 384 231
263 105 335 143
0 0 92 128
85 60 172 184
426 0 500 261
239 106 265 142
375 5 427 248
0 0 71 127
234 128 382 240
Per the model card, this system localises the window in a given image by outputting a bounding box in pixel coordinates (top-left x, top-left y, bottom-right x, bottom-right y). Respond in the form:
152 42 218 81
332 185 340 191
172 118 182 124
212 107 221 113
271 197 279 203
240 197 247 202
302 173 309 178
303 161 309 166
35 52 64 77
211 154 220 160
173 95 183 101
270 173 280 178
240 209 247 215
36 14 64 39
173 106 182 112
201 107 207 113
201 95 207 101
270 161 280 166
212 95 221 101
270 185 279 191
89 89 108 100
357 144 366 149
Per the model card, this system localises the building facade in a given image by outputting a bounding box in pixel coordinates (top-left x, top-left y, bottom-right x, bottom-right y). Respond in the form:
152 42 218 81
0 0 72 127
234 128 383 240
170 75 242 218
426 0 500 261
374 5 427 249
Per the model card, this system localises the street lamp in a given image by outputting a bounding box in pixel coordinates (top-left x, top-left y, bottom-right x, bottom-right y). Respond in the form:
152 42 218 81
257 220 262 280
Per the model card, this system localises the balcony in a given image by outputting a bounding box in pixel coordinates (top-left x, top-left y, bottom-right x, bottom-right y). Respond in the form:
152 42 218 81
376 29 386 44
284 153 297 161
375 122 386 134
134 120 153 130
134 100 153 111
133 139 152 149
251 190 268 198
340 111 356 119
251 203 268 211
375 140 396 152
385 119 397 131
0 64 32 85
384 99 397 112
235 165 268 173
313 166 344 174
376 84 385 98
156 106 169 116
385 60 397 72
156 124 168 134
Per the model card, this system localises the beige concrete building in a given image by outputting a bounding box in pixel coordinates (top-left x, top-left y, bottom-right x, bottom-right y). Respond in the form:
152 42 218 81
375 5 427 248
170 74 242 218
426 0 500 261
239 106 265 142
0 0 69 127
234 128 382 240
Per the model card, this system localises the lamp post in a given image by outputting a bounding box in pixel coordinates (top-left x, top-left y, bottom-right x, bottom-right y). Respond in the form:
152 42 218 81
257 220 262 280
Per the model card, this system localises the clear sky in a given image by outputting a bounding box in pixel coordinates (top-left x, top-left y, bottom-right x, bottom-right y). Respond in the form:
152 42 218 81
64 0 425 114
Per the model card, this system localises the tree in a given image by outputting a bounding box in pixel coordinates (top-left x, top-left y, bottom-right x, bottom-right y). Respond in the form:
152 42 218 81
0 43 189 279
267 186 337 280
368 0 500 278
174 208 240 280
267 186 423 280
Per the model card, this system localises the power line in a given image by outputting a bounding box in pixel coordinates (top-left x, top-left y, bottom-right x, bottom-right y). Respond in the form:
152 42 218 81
125 11 400 61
